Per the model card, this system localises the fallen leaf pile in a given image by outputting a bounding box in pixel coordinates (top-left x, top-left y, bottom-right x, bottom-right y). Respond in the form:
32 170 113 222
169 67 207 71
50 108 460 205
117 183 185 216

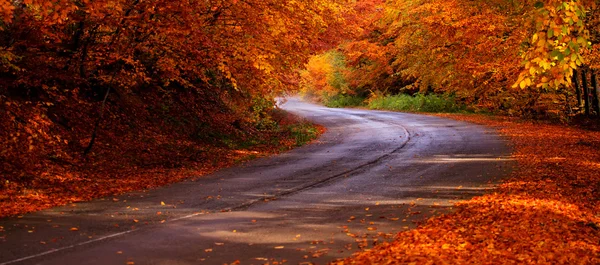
338 115 600 264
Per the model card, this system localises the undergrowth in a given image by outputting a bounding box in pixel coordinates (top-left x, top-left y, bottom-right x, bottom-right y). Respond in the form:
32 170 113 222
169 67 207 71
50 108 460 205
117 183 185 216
368 94 467 113
287 122 321 146
324 95 366 108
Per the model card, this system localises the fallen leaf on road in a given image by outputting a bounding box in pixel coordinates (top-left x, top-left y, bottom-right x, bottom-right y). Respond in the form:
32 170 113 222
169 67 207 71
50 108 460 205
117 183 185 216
69 227 79 231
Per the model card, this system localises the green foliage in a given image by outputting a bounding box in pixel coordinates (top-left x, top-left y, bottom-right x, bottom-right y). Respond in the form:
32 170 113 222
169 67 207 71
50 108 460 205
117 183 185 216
252 96 278 131
325 94 366 108
368 93 467 113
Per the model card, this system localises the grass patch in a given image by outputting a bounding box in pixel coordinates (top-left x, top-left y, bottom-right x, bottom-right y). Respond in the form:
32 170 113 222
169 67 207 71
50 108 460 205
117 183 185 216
368 94 466 113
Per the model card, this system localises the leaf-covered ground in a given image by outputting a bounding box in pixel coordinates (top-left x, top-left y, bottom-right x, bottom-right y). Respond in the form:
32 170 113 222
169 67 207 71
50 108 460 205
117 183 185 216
339 115 600 264
0 106 324 218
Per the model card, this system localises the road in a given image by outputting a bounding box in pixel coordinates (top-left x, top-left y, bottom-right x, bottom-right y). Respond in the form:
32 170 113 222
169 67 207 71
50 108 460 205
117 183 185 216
0 98 512 265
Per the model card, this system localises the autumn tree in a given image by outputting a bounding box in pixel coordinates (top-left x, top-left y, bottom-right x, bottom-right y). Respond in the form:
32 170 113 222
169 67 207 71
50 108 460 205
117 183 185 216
0 0 354 192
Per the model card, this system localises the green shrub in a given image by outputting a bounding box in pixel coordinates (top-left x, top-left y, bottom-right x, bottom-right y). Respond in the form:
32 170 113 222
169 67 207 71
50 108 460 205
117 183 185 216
325 94 365 108
368 93 467 113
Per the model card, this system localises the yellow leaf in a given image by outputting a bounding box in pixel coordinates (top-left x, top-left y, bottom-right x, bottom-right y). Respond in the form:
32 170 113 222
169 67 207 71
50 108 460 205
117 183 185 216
519 80 527 89
570 61 576 69
529 67 536 75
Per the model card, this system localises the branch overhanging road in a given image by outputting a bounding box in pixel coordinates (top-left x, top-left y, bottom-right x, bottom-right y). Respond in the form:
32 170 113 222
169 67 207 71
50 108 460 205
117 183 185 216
0 98 513 265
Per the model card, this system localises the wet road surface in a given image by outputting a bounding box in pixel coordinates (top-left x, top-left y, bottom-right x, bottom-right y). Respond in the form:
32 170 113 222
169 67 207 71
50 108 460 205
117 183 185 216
0 98 512 265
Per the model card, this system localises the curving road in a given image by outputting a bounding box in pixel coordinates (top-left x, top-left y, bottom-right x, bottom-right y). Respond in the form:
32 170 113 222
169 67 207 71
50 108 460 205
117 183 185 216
0 98 512 265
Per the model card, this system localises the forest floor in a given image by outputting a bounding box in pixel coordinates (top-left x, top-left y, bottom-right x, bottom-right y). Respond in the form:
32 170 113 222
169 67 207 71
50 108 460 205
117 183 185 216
0 109 324 218
340 114 600 264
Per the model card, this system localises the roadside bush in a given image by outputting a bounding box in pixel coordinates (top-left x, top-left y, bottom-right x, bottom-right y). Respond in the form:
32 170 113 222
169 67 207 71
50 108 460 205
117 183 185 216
325 94 365 108
368 93 466 113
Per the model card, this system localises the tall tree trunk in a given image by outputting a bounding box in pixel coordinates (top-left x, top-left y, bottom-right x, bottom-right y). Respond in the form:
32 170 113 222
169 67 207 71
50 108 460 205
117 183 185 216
582 68 590 116
573 69 582 110
592 70 600 116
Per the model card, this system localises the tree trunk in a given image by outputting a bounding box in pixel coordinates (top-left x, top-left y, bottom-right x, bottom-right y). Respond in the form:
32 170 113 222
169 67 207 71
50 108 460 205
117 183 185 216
592 70 600 116
573 69 582 110
83 85 111 156
565 88 573 114
582 68 590 116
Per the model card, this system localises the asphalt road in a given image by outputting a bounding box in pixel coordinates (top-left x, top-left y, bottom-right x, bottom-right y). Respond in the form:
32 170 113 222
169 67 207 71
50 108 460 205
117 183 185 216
0 98 512 265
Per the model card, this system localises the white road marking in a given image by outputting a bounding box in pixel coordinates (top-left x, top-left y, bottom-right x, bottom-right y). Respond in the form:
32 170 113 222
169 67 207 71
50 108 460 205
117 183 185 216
0 230 135 265
0 212 207 265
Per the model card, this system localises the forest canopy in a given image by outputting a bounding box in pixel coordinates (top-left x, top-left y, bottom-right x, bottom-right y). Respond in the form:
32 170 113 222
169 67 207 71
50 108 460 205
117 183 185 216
0 0 357 208
1 0 599 214
300 0 600 117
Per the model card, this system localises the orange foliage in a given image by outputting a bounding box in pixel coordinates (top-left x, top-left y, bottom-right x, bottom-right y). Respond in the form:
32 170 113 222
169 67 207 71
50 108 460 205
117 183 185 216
301 0 600 114
339 115 600 264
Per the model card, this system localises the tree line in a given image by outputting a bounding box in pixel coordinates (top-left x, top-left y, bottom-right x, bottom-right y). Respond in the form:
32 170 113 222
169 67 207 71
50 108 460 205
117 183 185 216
300 0 600 118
